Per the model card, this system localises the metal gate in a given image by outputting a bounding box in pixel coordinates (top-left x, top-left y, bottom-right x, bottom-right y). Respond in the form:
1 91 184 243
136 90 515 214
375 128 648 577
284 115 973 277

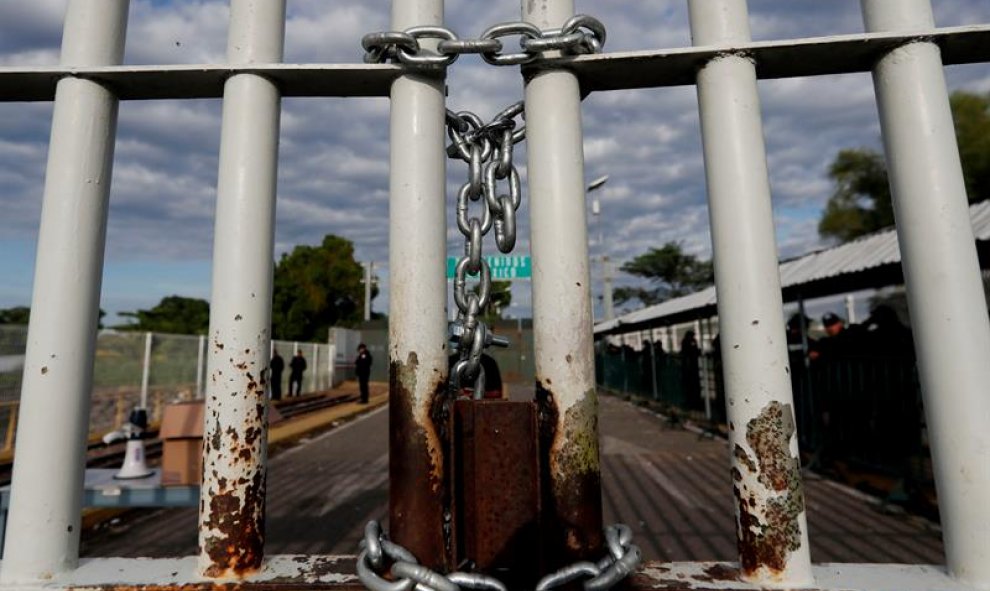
1 0 989 589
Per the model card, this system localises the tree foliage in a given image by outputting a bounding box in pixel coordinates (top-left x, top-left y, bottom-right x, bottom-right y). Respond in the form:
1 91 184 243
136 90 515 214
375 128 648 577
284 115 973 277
819 90 990 243
0 306 31 325
616 241 714 306
271 234 368 341
481 281 512 320
118 296 210 334
817 149 893 243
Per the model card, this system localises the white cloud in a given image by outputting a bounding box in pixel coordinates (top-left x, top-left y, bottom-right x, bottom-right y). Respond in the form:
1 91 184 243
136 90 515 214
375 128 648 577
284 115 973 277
0 0 988 319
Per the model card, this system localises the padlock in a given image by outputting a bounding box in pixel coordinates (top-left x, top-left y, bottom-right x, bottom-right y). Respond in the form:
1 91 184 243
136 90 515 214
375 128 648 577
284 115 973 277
449 399 542 588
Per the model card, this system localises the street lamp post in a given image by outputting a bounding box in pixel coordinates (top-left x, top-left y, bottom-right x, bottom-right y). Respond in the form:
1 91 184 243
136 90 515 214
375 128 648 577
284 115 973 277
363 261 375 322
588 175 613 320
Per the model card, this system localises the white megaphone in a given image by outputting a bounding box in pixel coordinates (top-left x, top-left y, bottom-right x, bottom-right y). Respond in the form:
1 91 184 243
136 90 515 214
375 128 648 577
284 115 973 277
102 408 154 480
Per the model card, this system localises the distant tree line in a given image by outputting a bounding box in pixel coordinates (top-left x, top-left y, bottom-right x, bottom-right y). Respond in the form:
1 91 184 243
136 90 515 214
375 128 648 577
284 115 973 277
0 234 377 342
818 90 990 243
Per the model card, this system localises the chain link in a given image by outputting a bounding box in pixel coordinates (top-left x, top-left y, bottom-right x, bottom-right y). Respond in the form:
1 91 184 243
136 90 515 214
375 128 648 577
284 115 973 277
357 521 640 591
362 15 605 67
446 101 525 399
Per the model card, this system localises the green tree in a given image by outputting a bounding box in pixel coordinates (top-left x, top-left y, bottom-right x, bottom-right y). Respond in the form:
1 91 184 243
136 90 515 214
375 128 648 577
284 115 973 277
819 90 990 243
118 296 210 334
952 91 990 201
482 281 512 320
272 235 367 341
0 306 105 328
817 149 893 243
616 241 714 306
0 306 30 325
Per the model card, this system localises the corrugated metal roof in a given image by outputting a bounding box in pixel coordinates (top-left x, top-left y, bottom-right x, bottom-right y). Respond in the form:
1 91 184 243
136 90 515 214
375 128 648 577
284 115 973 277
596 201 990 335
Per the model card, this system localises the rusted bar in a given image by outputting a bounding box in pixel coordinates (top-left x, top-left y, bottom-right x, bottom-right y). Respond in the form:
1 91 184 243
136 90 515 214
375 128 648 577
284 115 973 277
387 0 450 572
522 0 604 568
198 0 286 579
688 0 813 586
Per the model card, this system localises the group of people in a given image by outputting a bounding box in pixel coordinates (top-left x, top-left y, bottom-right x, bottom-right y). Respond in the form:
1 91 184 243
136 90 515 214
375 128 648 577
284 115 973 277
269 344 375 403
786 304 915 365
268 349 310 400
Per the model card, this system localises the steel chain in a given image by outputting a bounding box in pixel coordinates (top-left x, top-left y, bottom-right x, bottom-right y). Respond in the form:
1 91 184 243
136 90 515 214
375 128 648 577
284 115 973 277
447 101 524 399
362 15 605 67
358 521 639 591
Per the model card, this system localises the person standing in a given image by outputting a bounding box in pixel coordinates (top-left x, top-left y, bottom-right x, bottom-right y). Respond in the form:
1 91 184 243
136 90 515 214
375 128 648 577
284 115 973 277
680 330 701 409
355 343 373 403
289 350 307 396
270 349 284 401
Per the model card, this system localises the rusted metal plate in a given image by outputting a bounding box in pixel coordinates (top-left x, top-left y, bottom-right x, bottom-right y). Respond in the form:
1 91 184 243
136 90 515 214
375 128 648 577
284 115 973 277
453 400 541 586
53 558 974 590
389 355 451 572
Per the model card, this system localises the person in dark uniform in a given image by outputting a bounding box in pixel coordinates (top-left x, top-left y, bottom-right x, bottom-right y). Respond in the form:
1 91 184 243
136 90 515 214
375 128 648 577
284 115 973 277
355 343 373 403
289 350 307 396
680 330 701 409
270 349 284 401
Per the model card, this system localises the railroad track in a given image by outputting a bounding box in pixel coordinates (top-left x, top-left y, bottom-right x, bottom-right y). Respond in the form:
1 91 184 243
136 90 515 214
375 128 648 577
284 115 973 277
0 391 360 486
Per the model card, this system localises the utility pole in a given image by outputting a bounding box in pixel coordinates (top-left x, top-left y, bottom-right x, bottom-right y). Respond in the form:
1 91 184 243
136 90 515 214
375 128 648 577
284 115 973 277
363 261 374 322
588 175 613 320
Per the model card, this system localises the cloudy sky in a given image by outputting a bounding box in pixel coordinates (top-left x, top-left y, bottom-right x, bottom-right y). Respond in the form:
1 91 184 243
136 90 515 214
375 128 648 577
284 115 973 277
1 0 988 326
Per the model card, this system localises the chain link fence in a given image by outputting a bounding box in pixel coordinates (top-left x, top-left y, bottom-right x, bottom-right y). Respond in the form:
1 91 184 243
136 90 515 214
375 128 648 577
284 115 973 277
0 325 356 452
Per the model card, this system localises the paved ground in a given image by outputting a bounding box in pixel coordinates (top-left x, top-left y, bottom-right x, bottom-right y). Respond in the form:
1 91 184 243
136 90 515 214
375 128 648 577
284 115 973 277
81 390 945 565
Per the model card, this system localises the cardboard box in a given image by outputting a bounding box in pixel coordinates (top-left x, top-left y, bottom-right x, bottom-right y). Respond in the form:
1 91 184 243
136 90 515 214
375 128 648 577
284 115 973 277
159 400 284 486
160 400 204 487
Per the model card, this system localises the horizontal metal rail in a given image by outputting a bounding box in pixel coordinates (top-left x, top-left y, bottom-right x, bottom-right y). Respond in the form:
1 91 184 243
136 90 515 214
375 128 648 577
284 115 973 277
545 24 990 92
40 557 977 590
0 64 405 101
1 25 987 102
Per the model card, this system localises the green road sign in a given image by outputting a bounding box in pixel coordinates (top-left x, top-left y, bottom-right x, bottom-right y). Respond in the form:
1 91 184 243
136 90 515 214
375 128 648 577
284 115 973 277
446 255 531 280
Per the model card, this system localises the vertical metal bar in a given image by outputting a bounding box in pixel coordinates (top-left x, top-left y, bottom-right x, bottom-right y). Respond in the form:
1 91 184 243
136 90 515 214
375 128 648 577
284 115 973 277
688 0 813 586
387 0 449 571
140 332 152 409
311 343 319 392
364 261 373 322
198 0 285 579
328 344 336 389
523 0 603 565
862 1 990 584
648 335 659 401
196 334 206 399
0 1 128 583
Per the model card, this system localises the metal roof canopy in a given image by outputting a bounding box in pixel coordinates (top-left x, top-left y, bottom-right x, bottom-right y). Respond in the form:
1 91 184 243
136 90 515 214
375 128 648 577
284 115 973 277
595 201 990 335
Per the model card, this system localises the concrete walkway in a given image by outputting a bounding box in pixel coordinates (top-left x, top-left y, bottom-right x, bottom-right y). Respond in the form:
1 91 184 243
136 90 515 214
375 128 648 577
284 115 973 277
81 391 945 565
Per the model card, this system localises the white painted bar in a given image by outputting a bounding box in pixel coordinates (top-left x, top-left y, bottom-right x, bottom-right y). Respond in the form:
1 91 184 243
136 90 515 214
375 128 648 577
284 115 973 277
863 1 990 587
386 0 449 566
198 0 285 579
523 0 604 559
689 0 813 586
139 332 152 409
0 0 128 583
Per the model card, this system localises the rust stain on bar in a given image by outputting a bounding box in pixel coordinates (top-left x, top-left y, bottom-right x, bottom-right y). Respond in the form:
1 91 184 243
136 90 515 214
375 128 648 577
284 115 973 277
536 380 603 568
200 342 269 578
733 401 804 577
389 352 451 571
